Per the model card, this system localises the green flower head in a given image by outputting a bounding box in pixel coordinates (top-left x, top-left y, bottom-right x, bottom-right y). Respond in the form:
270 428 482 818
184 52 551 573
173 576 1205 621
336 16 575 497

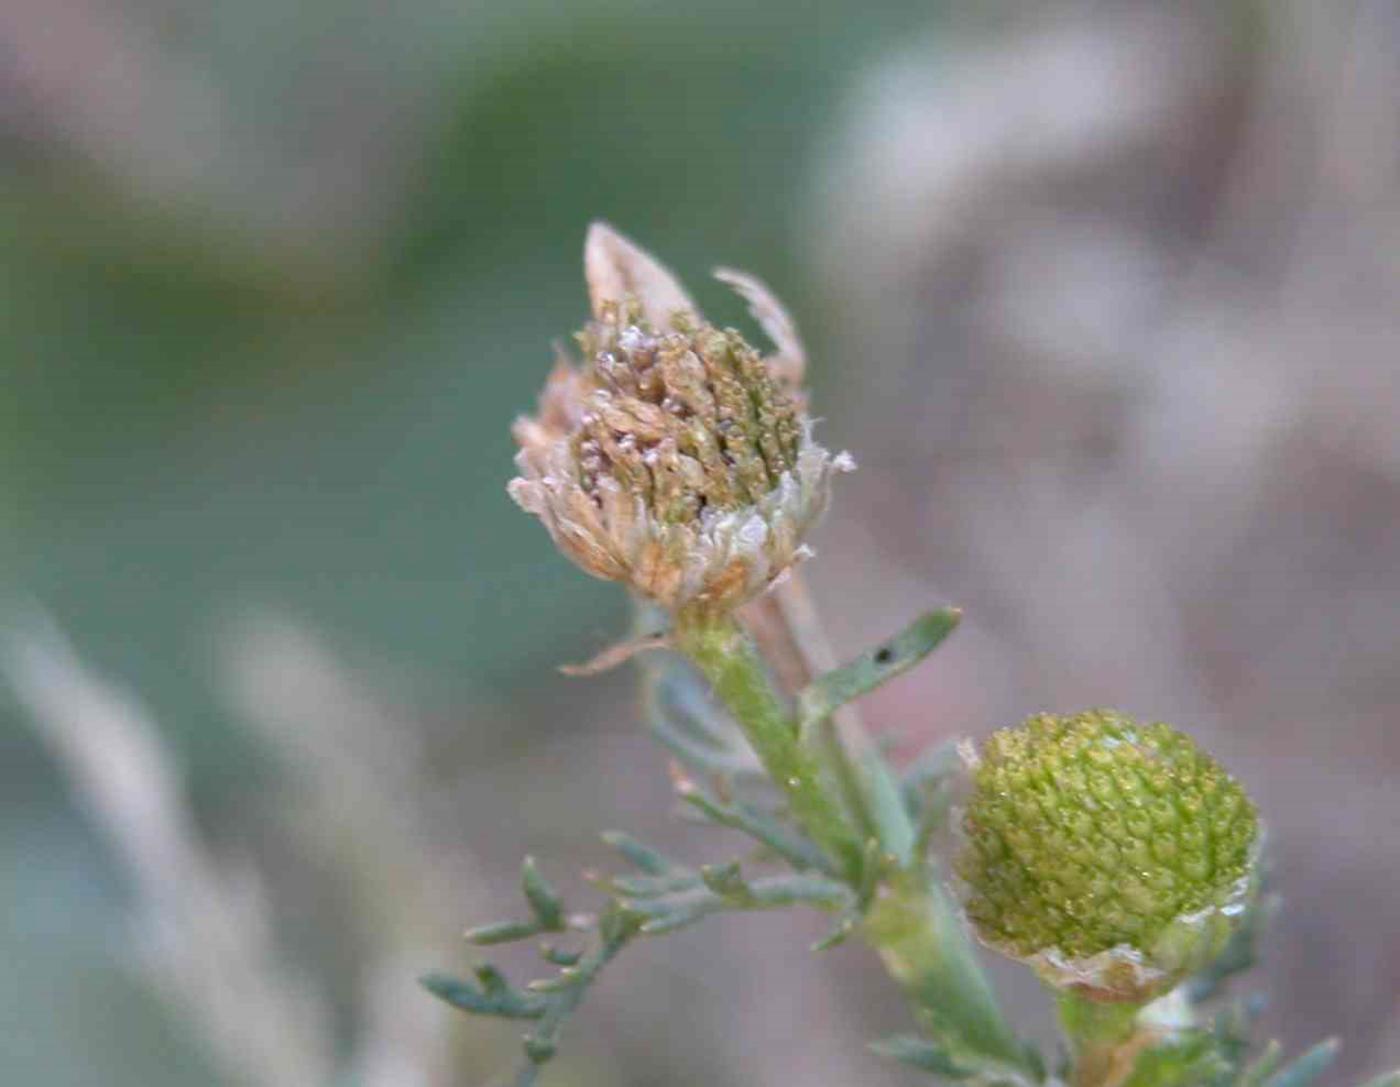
957 710 1259 1002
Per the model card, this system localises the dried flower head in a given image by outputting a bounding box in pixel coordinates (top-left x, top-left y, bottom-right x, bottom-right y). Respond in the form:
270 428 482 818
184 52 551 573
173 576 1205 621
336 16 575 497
957 710 1259 1002
508 224 852 614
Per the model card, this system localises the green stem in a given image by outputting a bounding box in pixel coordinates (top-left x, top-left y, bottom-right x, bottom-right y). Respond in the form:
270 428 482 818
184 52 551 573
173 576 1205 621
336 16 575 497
810 711 878 845
676 611 1032 1080
1057 991 1147 1087
674 613 863 879
865 869 1035 1078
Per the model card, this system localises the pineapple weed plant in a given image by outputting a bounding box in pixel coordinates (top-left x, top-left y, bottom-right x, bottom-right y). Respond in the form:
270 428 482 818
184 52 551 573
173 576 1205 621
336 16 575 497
423 225 1396 1087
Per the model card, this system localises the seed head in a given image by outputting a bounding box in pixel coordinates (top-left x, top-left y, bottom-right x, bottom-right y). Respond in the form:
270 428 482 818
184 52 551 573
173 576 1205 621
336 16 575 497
508 224 852 614
957 710 1259 1002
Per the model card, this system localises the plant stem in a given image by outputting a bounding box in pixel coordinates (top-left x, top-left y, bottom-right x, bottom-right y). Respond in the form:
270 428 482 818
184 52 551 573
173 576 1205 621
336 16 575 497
743 588 882 848
760 577 929 864
865 869 1035 1078
674 613 864 879
1057 991 1147 1087
676 609 1032 1080
758 579 1031 1075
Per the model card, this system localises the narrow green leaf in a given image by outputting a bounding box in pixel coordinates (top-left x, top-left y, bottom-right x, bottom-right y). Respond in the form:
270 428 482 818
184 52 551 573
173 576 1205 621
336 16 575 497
598 902 644 946
676 783 834 875
1262 1041 1341 1087
855 837 883 910
644 654 762 779
538 944 582 967
618 870 848 937
637 904 715 934
606 870 702 898
650 713 755 777
420 972 546 1020
812 842 881 951
870 1035 974 1078
526 969 580 994
798 608 961 723
601 831 674 875
521 857 565 931
620 890 704 918
1354 1070 1400 1087
464 920 540 946
855 743 919 868
700 861 752 901
790 611 960 868
746 872 849 910
1238 1041 1284 1087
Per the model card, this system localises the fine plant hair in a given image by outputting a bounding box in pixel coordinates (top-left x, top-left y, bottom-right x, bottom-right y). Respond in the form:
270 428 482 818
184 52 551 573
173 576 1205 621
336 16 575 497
424 224 1400 1087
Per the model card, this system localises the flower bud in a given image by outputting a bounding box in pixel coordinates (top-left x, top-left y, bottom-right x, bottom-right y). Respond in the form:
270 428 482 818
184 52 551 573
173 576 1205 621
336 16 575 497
508 224 852 614
957 710 1258 1003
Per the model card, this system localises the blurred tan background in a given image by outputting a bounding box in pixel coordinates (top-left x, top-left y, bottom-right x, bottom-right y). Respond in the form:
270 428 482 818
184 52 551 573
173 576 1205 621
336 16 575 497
1 1 1396 1085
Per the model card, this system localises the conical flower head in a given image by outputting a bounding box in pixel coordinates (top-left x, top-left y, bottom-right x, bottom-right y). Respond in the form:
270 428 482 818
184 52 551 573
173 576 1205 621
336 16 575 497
958 710 1259 1002
508 224 852 614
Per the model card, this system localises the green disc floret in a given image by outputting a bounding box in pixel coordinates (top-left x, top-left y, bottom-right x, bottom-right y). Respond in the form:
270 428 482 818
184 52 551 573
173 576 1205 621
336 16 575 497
958 710 1258 966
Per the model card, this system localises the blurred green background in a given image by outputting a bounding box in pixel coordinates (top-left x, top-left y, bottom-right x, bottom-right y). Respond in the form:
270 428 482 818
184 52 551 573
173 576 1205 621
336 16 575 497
5 0 933 714
2 3 943 1082
3 0 1397 1084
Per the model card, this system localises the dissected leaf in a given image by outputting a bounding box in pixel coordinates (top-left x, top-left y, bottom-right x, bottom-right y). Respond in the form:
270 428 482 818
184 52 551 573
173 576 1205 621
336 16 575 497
421 971 546 1020
700 861 752 901
464 920 541 946
674 773 834 874
521 857 566 931
601 830 677 875
538 944 582 968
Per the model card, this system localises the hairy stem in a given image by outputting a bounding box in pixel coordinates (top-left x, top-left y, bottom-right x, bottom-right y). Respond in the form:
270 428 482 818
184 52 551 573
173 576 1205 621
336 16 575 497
757 579 1029 1073
674 613 864 879
866 870 1036 1078
1057 992 1147 1087
742 588 880 846
764 576 919 864
676 608 1031 1079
